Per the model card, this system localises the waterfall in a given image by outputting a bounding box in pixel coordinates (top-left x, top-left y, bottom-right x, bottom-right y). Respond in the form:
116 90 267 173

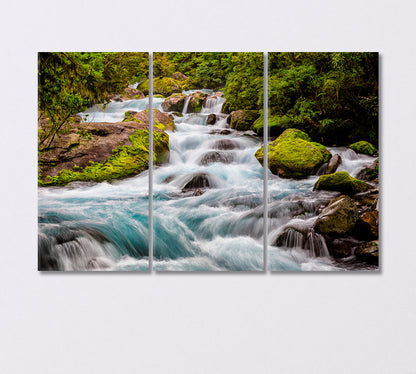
182 96 191 114
201 96 225 113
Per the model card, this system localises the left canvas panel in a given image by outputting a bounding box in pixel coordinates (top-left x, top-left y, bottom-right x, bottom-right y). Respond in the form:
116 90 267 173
38 52 151 271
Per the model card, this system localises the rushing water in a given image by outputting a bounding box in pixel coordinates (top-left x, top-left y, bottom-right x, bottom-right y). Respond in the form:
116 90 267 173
38 97 155 271
153 92 265 271
38 92 378 272
267 147 377 271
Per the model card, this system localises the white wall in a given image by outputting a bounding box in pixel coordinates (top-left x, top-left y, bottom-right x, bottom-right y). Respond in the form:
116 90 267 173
1 1 415 373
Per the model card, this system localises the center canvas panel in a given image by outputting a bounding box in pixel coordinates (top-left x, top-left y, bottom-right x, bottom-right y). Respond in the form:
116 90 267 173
150 52 265 271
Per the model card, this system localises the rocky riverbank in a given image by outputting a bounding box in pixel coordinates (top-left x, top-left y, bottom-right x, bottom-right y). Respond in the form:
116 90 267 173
38 108 172 186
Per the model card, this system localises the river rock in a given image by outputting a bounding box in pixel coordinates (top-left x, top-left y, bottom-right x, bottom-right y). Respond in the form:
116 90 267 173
355 240 379 265
357 158 379 182
349 141 378 156
206 114 216 125
162 93 187 112
212 139 240 150
209 129 232 136
199 151 234 166
356 210 379 240
123 109 176 131
121 87 145 100
255 128 329 179
181 173 214 191
229 110 259 131
186 92 208 113
325 154 342 174
314 171 371 195
314 195 358 236
326 237 363 258
38 118 170 185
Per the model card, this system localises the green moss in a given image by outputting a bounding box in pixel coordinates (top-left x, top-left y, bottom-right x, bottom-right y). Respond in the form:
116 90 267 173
255 128 329 179
314 171 371 195
123 111 142 123
310 142 332 163
43 129 169 186
139 77 184 97
278 128 311 142
349 141 377 156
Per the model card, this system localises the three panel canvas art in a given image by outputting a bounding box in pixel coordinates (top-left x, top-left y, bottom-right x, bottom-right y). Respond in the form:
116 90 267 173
38 52 379 271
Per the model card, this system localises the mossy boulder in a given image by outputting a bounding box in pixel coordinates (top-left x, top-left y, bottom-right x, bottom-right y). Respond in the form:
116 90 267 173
161 93 187 112
254 128 329 179
186 92 208 113
39 122 170 186
313 171 371 195
349 141 378 156
310 142 332 163
121 87 145 100
123 109 176 131
314 195 358 236
229 110 259 131
139 77 184 97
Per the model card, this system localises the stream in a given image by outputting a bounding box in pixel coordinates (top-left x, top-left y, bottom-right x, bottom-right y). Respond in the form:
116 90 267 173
38 93 377 271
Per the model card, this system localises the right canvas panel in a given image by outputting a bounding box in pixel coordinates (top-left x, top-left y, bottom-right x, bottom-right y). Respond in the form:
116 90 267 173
267 52 379 271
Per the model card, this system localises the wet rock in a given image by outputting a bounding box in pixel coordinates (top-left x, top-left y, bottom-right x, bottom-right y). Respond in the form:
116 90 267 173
212 139 240 150
181 173 213 191
325 154 342 174
209 129 232 136
162 175 176 184
255 129 329 179
199 151 234 166
121 87 145 100
356 210 379 240
355 240 379 265
273 225 329 257
314 171 371 195
161 93 187 112
186 91 208 113
357 158 379 182
314 195 358 236
193 189 204 196
123 109 176 131
326 236 363 258
206 114 216 125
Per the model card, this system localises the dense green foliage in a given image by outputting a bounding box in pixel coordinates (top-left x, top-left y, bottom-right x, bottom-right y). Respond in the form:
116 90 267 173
154 52 263 111
38 52 148 150
268 52 378 145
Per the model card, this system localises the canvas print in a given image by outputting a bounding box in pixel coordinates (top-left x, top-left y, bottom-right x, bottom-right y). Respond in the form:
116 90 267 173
265 52 379 271
38 52 151 271
150 52 265 271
